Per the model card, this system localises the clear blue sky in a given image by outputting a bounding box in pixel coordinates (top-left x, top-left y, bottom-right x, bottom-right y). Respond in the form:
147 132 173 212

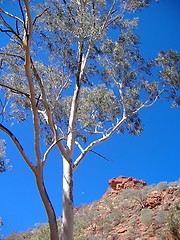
0 0 180 237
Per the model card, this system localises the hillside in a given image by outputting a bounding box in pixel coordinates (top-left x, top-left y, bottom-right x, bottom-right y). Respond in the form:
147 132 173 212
4 177 180 240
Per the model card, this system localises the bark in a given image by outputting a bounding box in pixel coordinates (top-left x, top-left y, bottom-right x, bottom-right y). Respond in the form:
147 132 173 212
35 168 59 240
60 157 74 240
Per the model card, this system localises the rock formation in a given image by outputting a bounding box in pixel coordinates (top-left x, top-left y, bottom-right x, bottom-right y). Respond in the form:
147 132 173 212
108 176 147 193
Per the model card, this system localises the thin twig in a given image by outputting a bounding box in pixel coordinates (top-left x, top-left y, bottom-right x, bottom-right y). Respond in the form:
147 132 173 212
33 8 50 25
89 149 110 162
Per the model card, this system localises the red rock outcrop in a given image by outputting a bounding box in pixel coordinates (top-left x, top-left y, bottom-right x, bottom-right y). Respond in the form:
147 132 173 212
145 186 179 209
108 176 147 193
145 191 162 208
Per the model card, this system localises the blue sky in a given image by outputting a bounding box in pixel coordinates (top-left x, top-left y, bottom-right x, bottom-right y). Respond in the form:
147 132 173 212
0 0 180 237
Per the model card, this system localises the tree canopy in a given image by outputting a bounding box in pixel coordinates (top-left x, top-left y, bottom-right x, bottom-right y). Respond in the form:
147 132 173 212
0 0 180 239
0 1 179 152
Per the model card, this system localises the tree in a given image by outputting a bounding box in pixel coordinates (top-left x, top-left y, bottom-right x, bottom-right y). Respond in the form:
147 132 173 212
0 139 9 173
0 0 179 239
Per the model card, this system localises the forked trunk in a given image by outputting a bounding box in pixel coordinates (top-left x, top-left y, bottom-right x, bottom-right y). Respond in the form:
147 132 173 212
60 157 74 240
36 169 59 240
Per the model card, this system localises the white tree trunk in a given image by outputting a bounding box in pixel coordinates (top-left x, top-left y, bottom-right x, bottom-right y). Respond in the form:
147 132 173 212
60 157 74 240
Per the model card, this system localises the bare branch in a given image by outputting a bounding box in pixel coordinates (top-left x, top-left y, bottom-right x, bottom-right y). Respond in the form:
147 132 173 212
0 13 22 42
0 52 25 61
92 0 96 28
100 0 117 33
0 123 35 172
75 141 84 153
0 7 24 24
16 19 20 35
52 77 70 114
113 72 127 118
73 88 164 170
31 61 67 159
66 44 92 158
33 8 50 25
62 0 76 24
42 137 66 165
89 149 110 162
73 116 127 170
106 14 120 28
144 90 164 108
23 0 42 165
0 93 9 119
18 0 27 37
133 89 164 113
0 28 11 38
0 82 30 98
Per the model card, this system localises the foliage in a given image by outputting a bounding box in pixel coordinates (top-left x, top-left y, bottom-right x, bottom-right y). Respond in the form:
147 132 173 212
168 201 180 240
117 187 149 209
141 208 153 226
4 231 24 240
4 181 180 239
0 1 180 145
157 181 168 191
0 0 180 239
0 140 10 173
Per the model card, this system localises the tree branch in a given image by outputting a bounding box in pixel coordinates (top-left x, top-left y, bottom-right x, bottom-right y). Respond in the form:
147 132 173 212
31 61 67 159
33 8 50 25
144 90 164 108
0 83 30 98
18 0 27 38
0 13 22 42
0 52 25 61
73 89 164 170
0 7 24 24
42 138 66 166
66 44 92 159
133 89 164 113
73 116 127 170
23 0 41 165
75 141 84 153
0 123 35 172
62 0 76 24
89 149 110 162
100 0 117 33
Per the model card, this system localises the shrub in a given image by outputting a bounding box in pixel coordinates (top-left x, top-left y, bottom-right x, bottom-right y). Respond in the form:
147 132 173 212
5 231 23 240
156 210 168 226
168 201 180 240
141 208 153 226
157 181 168 191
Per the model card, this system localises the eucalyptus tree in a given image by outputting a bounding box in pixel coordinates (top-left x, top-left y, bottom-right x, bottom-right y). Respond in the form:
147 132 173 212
0 0 180 239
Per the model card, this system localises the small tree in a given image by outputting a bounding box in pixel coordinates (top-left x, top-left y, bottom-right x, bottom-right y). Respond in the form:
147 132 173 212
0 1 180 239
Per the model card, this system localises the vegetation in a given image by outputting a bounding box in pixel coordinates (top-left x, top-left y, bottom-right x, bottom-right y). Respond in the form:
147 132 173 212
2 181 180 239
0 0 180 239
168 200 180 240
0 140 10 173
